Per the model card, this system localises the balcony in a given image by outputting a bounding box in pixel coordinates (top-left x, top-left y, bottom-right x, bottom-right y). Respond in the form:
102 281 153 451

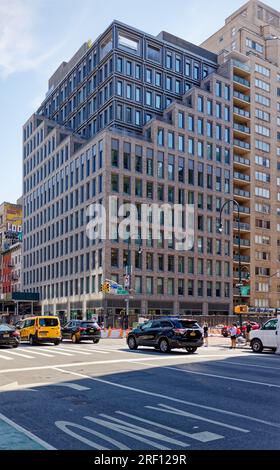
233 255 250 263
234 139 250 150
233 75 250 88
234 123 250 134
234 188 251 198
234 221 250 231
233 106 250 118
234 172 250 182
233 205 251 215
234 155 250 167
233 91 250 103
233 107 251 122
232 60 250 72
233 238 251 247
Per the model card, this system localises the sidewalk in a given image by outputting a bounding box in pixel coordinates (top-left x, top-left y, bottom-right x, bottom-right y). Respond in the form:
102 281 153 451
0 414 53 450
206 335 251 350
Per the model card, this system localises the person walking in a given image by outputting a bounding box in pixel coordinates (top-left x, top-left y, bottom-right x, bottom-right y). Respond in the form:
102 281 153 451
245 321 252 345
229 323 238 349
203 323 209 347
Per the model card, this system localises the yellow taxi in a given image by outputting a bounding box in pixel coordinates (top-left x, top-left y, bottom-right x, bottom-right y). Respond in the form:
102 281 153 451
16 316 61 346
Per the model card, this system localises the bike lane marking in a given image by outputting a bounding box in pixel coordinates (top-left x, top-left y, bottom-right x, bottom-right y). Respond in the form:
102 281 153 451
52 366 280 431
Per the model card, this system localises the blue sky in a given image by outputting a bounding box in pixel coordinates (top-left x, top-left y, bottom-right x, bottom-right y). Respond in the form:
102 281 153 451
0 0 279 203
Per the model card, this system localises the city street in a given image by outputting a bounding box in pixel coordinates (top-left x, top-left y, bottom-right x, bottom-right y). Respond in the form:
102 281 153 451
0 338 280 450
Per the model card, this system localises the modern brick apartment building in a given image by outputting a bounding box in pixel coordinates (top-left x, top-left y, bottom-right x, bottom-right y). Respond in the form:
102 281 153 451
202 0 280 310
0 201 22 315
23 21 233 324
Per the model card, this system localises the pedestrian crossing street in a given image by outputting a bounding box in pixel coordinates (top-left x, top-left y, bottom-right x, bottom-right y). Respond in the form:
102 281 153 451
0 343 122 362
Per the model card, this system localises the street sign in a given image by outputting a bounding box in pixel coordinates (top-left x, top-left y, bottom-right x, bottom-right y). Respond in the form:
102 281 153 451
116 288 129 295
124 275 130 288
240 286 250 296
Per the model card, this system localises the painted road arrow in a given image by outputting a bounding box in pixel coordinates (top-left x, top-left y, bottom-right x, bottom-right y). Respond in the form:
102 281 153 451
0 382 90 392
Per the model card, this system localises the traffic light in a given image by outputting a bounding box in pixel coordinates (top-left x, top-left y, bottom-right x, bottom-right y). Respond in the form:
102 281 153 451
235 305 248 314
104 282 110 293
100 282 110 293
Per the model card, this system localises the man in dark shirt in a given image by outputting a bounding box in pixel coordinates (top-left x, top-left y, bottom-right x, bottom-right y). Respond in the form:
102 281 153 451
245 322 252 345
203 323 209 347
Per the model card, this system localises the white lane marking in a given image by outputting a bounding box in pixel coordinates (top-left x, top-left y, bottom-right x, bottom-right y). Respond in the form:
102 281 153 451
3 350 35 359
0 381 43 392
0 355 216 373
116 411 224 442
59 345 109 355
55 383 90 391
41 348 73 356
136 363 280 389
54 347 91 356
0 412 56 450
85 415 188 449
0 353 13 361
0 352 271 374
144 404 248 433
54 367 280 431
0 381 90 393
55 421 128 450
215 360 280 372
20 349 54 358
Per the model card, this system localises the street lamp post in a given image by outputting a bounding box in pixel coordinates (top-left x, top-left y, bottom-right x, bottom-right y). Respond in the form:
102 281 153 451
218 199 244 328
125 235 142 329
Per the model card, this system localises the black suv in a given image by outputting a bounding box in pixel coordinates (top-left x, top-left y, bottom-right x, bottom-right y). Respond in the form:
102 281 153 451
61 320 101 344
127 318 203 353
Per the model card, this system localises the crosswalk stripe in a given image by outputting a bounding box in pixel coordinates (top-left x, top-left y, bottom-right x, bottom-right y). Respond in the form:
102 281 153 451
22 350 54 357
56 347 91 355
61 347 109 355
0 353 13 361
3 350 35 359
41 348 73 356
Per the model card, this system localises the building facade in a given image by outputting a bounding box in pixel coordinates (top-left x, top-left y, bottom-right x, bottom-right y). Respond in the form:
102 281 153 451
0 202 22 317
202 0 280 310
0 202 22 252
23 22 234 324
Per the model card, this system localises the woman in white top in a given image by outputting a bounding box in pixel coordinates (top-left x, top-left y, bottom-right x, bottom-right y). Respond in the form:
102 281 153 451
229 323 237 349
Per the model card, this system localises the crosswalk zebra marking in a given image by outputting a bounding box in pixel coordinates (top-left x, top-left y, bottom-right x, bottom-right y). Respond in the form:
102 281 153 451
3 350 35 359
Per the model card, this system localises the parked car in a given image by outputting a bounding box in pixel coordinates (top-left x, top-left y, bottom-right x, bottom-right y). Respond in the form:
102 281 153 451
0 324 20 348
250 318 278 353
61 320 101 344
221 322 260 337
127 318 203 353
15 316 61 345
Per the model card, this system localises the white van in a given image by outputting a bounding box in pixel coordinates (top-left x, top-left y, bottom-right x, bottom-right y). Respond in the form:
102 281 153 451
250 318 279 353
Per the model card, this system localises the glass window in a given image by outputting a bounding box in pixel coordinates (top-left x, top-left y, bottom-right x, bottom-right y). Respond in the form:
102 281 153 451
178 111 184 129
146 91 152 106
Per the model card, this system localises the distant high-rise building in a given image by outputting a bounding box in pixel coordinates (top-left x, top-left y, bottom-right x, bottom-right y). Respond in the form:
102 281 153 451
202 0 280 310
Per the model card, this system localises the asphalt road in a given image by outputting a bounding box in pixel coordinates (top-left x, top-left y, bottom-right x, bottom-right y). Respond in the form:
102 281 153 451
0 337 280 451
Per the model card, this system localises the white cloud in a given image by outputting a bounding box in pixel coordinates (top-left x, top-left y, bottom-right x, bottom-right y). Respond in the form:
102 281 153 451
0 0 36 76
0 0 67 78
